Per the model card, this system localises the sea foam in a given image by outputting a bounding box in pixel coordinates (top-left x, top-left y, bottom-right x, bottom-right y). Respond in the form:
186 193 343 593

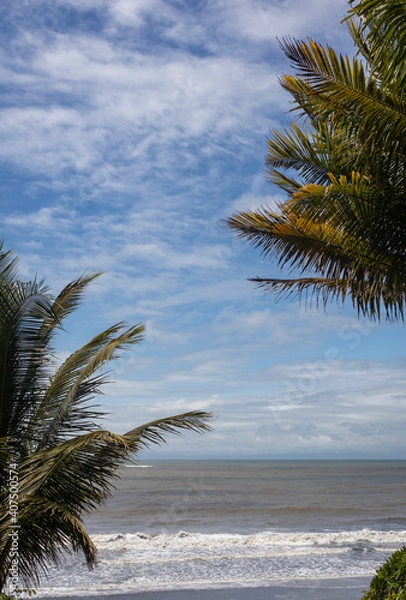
35 529 406 597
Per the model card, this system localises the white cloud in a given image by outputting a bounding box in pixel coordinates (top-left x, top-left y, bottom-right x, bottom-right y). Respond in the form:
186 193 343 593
0 26 283 187
5 205 76 229
108 0 165 27
0 0 351 276
2 0 404 460
207 0 351 49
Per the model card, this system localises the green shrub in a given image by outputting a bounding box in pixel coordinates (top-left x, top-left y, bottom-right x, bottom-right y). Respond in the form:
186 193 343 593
0 591 36 600
362 547 406 599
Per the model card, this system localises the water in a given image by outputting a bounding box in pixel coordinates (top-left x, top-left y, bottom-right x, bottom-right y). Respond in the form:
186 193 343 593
35 460 406 596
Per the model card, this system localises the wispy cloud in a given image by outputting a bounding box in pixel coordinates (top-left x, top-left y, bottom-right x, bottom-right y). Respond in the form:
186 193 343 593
2 0 403 459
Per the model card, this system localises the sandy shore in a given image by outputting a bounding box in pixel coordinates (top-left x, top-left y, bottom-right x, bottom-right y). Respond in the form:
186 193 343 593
45 577 370 599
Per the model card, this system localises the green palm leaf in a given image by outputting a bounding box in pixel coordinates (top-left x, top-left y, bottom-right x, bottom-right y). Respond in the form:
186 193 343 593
32 322 146 449
266 122 339 187
124 410 213 445
227 2 406 321
0 279 57 439
0 496 96 588
0 247 213 592
280 37 406 157
348 0 406 93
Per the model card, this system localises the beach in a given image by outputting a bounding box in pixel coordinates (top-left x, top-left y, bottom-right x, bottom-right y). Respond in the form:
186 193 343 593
52 577 371 599
34 461 406 598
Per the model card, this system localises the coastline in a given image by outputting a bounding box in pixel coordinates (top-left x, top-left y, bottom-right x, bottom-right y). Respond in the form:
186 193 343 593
39 576 371 600
35 462 401 598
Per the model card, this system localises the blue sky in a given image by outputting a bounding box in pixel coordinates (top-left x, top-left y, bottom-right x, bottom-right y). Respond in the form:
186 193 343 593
1 0 405 459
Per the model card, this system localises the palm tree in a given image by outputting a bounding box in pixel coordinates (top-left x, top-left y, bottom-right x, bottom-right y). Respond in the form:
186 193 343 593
0 243 212 594
226 0 406 321
227 1 406 596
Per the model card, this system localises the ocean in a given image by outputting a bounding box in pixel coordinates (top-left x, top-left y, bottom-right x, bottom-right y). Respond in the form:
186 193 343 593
34 460 406 597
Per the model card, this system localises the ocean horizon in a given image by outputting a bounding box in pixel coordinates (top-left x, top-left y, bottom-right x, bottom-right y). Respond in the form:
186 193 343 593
32 459 406 597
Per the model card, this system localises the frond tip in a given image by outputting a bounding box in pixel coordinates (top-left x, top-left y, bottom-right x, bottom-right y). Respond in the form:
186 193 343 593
125 411 214 448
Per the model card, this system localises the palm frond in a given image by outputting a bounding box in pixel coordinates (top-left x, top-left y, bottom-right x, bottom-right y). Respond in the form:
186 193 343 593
279 37 406 156
0 280 57 438
289 173 406 274
19 412 211 519
19 430 137 510
227 207 351 277
251 275 406 322
32 323 146 449
227 193 406 321
0 496 97 589
0 410 212 589
266 122 340 187
347 0 406 93
124 410 213 447
52 273 102 325
0 251 213 592
33 273 102 353
0 241 19 286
